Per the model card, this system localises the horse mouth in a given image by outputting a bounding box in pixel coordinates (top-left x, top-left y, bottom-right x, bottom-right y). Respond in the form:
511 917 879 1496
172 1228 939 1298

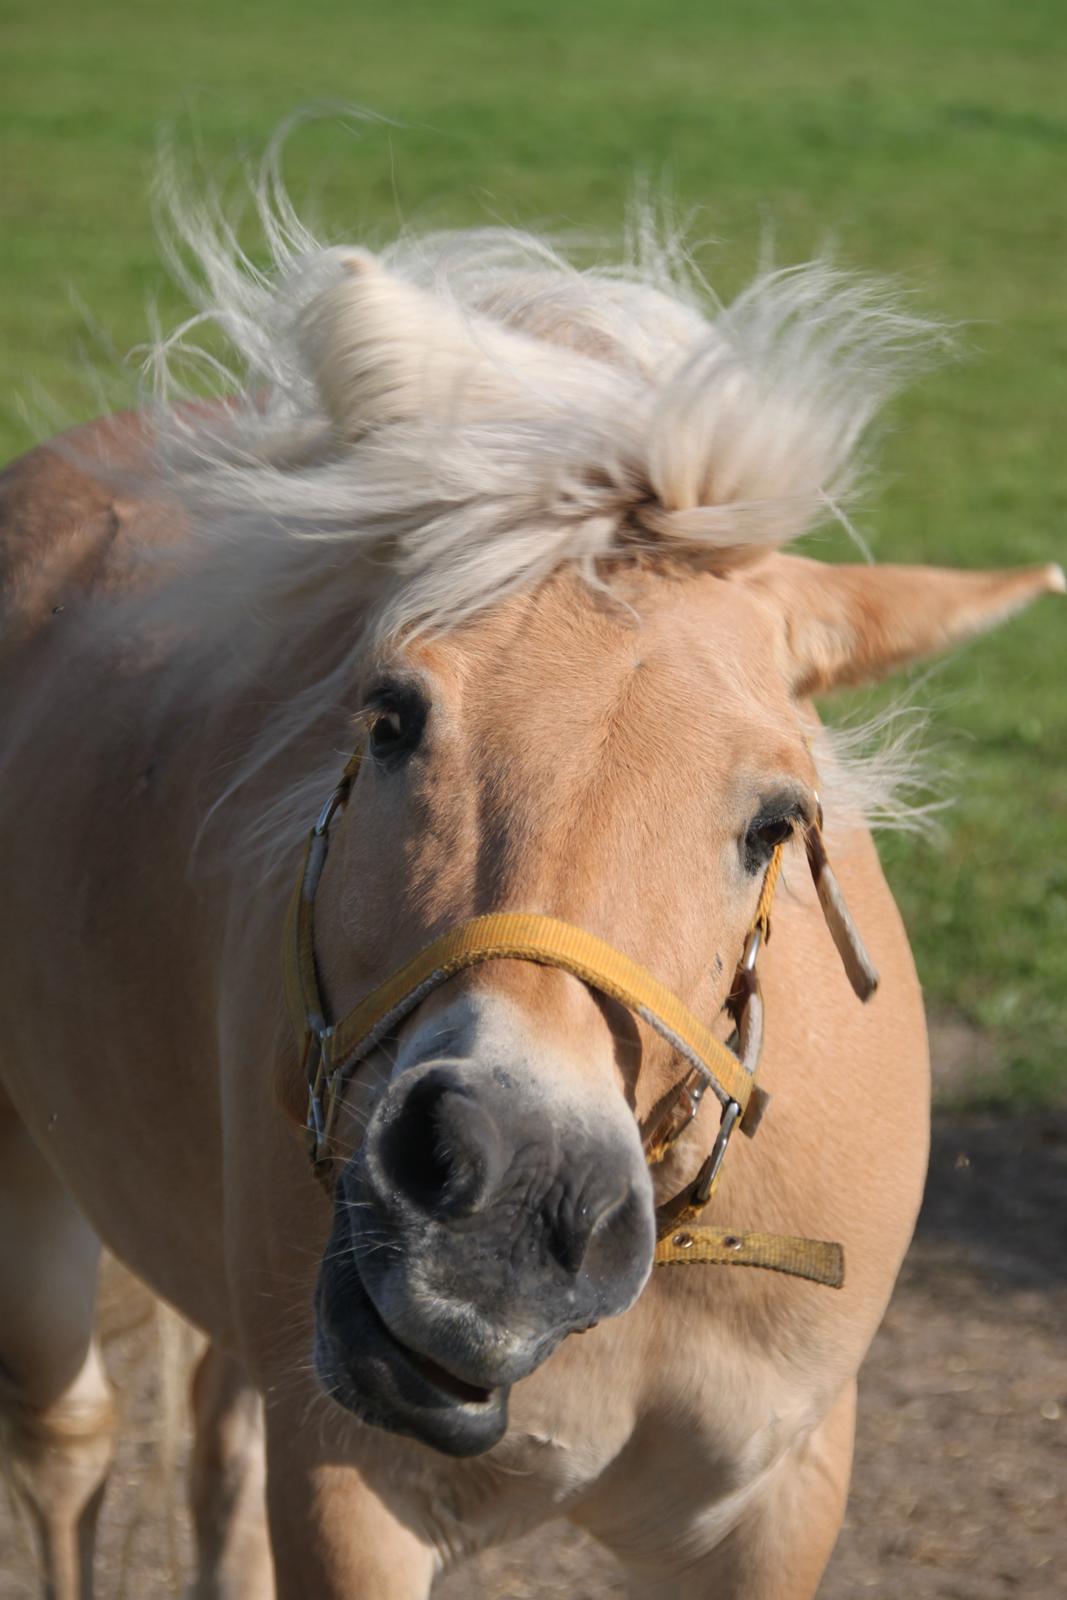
314 1250 508 1456
401 1341 494 1406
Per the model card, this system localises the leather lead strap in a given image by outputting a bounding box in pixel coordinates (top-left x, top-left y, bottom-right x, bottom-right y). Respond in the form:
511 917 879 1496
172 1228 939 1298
805 823 879 1001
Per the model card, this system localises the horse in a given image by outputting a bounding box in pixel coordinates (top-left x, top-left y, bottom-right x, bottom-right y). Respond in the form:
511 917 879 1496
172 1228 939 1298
0 181 1060 1600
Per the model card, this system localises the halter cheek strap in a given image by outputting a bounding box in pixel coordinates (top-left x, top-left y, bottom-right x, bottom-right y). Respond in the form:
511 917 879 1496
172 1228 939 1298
282 750 879 1291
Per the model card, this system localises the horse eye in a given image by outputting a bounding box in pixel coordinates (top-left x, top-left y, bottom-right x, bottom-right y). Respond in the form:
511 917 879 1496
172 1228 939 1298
366 686 427 767
742 811 798 873
370 711 404 751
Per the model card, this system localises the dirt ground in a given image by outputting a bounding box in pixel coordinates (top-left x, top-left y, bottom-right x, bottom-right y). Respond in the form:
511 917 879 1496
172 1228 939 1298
3 1106 1065 1599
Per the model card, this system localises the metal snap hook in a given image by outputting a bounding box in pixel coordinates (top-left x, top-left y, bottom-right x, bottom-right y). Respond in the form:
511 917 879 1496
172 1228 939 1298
691 1098 741 1207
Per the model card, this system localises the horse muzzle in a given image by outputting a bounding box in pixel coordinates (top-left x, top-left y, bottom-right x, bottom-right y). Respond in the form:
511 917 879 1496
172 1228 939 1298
313 1050 655 1456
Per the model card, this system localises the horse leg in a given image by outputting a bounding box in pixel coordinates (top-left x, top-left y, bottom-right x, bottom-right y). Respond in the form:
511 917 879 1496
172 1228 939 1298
189 1341 274 1599
619 1380 856 1600
0 1112 116 1600
263 1406 436 1600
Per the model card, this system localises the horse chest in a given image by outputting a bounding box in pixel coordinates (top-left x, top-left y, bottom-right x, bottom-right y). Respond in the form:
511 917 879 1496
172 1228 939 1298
399 1309 817 1568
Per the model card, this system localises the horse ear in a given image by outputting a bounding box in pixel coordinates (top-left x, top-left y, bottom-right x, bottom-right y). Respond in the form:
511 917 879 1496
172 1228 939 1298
298 250 591 440
746 553 1064 694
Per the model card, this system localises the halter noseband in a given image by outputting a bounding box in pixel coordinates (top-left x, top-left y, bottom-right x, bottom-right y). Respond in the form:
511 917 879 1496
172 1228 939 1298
283 749 878 1289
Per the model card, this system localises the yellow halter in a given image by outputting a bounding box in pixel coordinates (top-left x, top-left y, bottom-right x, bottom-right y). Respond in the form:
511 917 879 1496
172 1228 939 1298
283 749 879 1290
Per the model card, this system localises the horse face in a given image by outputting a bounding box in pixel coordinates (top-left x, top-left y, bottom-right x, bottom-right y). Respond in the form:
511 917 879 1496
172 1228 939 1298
304 539 1064 1452
309 565 817 1455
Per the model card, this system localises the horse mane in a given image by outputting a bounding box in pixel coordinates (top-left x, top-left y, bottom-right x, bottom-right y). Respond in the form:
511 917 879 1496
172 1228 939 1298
133 156 942 871
146 154 948 626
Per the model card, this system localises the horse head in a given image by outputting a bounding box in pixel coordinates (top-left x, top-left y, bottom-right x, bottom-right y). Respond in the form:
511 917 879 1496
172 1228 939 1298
184 246 1060 1457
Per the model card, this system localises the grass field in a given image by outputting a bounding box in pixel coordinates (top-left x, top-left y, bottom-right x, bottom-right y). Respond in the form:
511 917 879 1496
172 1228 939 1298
3 0 1065 1102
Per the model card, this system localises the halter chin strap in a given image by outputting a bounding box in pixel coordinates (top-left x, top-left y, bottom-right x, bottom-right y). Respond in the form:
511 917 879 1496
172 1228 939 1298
282 749 879 1292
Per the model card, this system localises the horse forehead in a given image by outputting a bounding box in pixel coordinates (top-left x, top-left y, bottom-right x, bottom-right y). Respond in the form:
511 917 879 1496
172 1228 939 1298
408 576 797 829
439 572 777 725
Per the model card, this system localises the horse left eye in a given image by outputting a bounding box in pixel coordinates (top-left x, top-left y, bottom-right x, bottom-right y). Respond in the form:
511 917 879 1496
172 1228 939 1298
742 812 798 872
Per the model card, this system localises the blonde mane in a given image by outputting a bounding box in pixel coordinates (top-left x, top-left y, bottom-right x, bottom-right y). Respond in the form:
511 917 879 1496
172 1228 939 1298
136 158 940 869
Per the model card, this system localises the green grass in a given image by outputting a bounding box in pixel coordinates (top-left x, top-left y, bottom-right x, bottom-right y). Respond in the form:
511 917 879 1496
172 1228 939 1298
3 0 1065 1103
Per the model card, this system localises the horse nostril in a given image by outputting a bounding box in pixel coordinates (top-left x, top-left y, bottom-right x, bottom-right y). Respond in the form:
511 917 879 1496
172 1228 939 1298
378 1068 505 1216
546 1211 594 1276
545 1185 629 1277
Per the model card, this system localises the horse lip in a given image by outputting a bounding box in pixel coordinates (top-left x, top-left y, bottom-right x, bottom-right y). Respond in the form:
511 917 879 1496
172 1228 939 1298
399 1341 495 1406
336 1176 537 1392
349 1254 500 1408
315 1255 510 1457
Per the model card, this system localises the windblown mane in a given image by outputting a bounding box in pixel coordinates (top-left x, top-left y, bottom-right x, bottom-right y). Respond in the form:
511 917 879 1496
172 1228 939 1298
135 158 940 868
